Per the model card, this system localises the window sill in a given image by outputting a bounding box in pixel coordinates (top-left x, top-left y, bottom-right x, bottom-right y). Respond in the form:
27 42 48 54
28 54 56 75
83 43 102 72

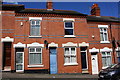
28 65 44 68
64 35 76 38
100 41 110 44
64 63 78 66
29 36 42 38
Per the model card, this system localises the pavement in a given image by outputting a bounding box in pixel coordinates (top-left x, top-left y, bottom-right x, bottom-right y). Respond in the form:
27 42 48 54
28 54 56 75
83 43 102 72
1 72 99 80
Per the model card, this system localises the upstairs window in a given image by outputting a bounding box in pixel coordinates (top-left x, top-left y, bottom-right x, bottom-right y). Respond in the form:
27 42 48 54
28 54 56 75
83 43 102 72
100 28 108 41
98 25 109 43
29 17 42 36
63 18 75 37
64 21 74 35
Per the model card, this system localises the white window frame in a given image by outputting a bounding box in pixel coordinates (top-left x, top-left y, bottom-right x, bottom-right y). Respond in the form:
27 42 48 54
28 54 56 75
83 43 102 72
63 18 75 38
98 25 110 43
64 47 78 66
116 51 120 62
101 52 112 69
29 47 43 66
29 17 42 37
116 47 120 63
80 47 88 70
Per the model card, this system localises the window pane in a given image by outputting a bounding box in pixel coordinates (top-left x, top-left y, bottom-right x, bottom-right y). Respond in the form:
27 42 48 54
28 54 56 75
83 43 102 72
65 22 73 28
80 47 87 51
100 32 104 41
30 48 35 52
36 20 40 25
107 56 111 66
102 57 107 67
65 48 69 54
102 52 112 67
31 27 40 36
29 53 41 64
71 48 75 54
34 53 41 64
102 52 106 56
16 65 22 70
104 33 108 41
107 52 110 55
31 20 35 25
65 29 73 35
104 28 107 32
65 57 70 63
71 56 76 63
117 51 120 57
118 57 120 63
36 48 41 52
100 28 103 31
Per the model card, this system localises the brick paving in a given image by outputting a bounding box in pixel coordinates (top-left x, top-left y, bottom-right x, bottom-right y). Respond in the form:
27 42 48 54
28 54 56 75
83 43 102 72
1 72 99 80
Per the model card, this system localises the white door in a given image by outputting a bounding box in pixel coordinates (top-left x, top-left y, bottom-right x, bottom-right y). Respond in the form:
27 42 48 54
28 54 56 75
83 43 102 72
16 52 24 72
91 54 98 74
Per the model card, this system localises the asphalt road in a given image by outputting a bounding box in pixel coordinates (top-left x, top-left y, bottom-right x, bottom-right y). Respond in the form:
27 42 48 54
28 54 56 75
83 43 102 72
2 72 99 80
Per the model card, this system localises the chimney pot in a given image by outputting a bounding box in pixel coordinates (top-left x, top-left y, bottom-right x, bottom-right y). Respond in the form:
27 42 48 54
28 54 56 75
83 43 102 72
46 0 53 10
91 4 100 16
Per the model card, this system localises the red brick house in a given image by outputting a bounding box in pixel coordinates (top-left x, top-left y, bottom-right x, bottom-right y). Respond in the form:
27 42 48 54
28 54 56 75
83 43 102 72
1 2 120 74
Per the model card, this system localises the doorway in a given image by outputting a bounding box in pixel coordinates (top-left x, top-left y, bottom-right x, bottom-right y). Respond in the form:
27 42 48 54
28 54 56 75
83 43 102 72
3 42 12 70
91 53 99 74
49 47 57 74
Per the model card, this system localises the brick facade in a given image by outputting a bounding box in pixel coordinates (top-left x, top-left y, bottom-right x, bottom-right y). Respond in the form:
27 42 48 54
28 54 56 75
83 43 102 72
1 3 120 74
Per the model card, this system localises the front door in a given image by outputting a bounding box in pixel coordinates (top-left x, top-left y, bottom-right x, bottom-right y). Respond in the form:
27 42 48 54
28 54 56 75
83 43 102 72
16 52 24 72
49 47 57 74
3 42 11 70
91 53 98 74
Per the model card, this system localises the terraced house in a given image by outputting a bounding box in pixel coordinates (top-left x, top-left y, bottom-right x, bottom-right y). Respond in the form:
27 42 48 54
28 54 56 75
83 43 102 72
1 1 120 74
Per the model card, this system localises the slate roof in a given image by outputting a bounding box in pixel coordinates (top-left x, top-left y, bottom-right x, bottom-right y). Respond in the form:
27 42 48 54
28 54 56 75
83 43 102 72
2 4 120 22
2 4 87 16
18 8 87 16
2 4 25 11
87 16 120 22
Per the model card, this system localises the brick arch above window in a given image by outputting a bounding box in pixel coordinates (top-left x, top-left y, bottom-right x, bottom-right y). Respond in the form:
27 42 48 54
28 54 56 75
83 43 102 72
1 36 14 42
27 42 44 47
48 42 58 47
13 42 26 48
79 42 89 47
62 42 77 47
100 47 112 52
89 47 99 53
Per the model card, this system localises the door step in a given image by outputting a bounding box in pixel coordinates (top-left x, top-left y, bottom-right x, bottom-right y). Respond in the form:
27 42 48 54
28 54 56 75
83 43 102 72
82 70 89 74
2 66 11 72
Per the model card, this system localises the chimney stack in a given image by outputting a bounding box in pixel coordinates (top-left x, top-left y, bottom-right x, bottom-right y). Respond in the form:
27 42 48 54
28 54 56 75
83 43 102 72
46 0 53 10
91 4 100 16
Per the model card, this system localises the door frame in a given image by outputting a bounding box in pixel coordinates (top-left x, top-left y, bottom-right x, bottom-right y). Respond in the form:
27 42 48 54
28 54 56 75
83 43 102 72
91 53 99 74
49 47 58 74
16 52 24 72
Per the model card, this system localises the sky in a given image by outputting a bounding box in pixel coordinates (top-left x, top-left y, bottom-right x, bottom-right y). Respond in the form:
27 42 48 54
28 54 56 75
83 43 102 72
3 2 119 17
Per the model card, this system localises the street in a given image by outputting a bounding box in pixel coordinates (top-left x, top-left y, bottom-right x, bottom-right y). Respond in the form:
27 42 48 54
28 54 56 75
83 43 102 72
2 72 98 80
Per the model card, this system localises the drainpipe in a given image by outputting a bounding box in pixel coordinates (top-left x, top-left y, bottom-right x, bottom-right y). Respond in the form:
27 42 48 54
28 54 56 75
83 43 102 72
110 23 116 64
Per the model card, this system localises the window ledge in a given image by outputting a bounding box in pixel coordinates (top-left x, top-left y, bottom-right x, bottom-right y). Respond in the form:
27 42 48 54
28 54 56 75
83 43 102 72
64 63 78 66
29 36 42 38
28 65 44 68
100 41 110 44
64 35 76 38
